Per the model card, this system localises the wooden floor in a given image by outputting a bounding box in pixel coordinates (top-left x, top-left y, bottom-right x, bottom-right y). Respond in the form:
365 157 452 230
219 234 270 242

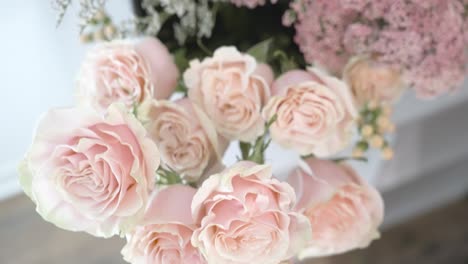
1 195 467 264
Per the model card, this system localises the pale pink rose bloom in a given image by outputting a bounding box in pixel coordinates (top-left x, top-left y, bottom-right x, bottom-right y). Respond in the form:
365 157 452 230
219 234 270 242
141 98 228 181
263 68 357 157
184 47 271 142
122 185 206 264
77 37 179 112
254 63 275 86
343 55 405 107
287 158 384 259
135 37 180 100
18 104 160 238
191 161 312 264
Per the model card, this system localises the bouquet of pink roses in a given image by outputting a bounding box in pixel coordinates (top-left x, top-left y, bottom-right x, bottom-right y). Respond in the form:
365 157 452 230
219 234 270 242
19 1 467 263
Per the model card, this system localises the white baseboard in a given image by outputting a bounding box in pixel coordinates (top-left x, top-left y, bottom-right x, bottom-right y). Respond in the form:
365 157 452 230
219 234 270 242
382 156 468 229
377 100 468 192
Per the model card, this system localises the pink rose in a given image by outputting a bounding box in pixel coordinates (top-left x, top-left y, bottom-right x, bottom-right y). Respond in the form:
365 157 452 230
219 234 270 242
122 185 206 264
77 37 179 112
142 98 227 181
18 104 160 237
343 55 405 107
184 47 271 142
263 68 357 157
191 162 311 264
287 158 384 258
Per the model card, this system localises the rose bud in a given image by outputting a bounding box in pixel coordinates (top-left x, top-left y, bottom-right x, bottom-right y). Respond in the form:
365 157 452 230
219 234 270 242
287 158 384 258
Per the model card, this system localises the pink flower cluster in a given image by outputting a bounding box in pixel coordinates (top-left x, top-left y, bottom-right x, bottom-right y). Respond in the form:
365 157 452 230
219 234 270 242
288 0 468 98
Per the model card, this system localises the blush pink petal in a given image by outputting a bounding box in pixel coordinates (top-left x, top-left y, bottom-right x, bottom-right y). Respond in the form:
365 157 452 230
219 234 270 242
286 158 384 259
141 98 227 181
18 104 160 238
135 37 179 100
254 63 275 87
263 67 357 157
122 185 206 264
144 185 196 225
271 70 317 96
191 162 312 264
184 46 270 142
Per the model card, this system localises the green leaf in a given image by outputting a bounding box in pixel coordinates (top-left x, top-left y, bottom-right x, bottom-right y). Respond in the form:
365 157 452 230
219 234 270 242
273 50 298 72
156 167 183 186
357 141 369 151
249 142 265 164
173 48 189 72
266 114 277 129
247 38 273 63
300 154 315 160
175 80 188 96
331 156 368 163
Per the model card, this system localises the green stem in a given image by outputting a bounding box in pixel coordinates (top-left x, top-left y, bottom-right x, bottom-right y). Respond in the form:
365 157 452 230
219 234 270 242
239 142 251 160
300 154 315 160
332 157 368 163
250 141 265 164
238 115 277 164
197 38 212 56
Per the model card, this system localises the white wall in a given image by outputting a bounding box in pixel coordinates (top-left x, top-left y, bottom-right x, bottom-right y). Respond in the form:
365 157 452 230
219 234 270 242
0 1 132 199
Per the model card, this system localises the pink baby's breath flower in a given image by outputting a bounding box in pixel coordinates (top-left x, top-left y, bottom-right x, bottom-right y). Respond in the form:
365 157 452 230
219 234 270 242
343 23 374 54
287 0 468 98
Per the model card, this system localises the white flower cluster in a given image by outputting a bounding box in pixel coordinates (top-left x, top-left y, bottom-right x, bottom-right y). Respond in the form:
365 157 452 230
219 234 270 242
51 0 72 26
141 0 226 44
52 0 225 44
52 0 107 30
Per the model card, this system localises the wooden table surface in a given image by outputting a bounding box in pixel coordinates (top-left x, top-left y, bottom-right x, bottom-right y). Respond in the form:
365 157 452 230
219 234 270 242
1 194 467 264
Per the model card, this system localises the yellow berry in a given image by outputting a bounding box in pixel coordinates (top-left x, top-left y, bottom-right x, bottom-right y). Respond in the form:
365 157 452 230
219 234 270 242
370 135 384 148
93 29 105 41
367 100 379 110
104 25 116 39
79 33 92 43
94 10 106 21
356 116 363 124
386 123 396 133
352 148 364 158
377 116 389 128
382 104 393 116
382 147 394 160
361 125 374 138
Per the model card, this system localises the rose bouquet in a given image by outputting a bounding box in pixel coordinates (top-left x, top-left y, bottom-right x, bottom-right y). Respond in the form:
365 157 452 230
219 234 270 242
19 1 467 263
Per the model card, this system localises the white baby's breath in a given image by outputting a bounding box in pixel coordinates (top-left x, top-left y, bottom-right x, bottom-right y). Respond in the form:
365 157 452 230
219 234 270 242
52 0 107 32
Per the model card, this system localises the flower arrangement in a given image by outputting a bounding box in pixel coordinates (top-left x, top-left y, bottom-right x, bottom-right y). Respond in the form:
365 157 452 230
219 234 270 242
20 1 467 263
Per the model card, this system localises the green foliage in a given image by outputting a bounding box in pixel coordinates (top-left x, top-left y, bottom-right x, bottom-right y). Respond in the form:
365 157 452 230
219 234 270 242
131 0 307 74
247 38 273 63
156 167 198 187
156 167 183 185
173 48 189 72
239 114 277 164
